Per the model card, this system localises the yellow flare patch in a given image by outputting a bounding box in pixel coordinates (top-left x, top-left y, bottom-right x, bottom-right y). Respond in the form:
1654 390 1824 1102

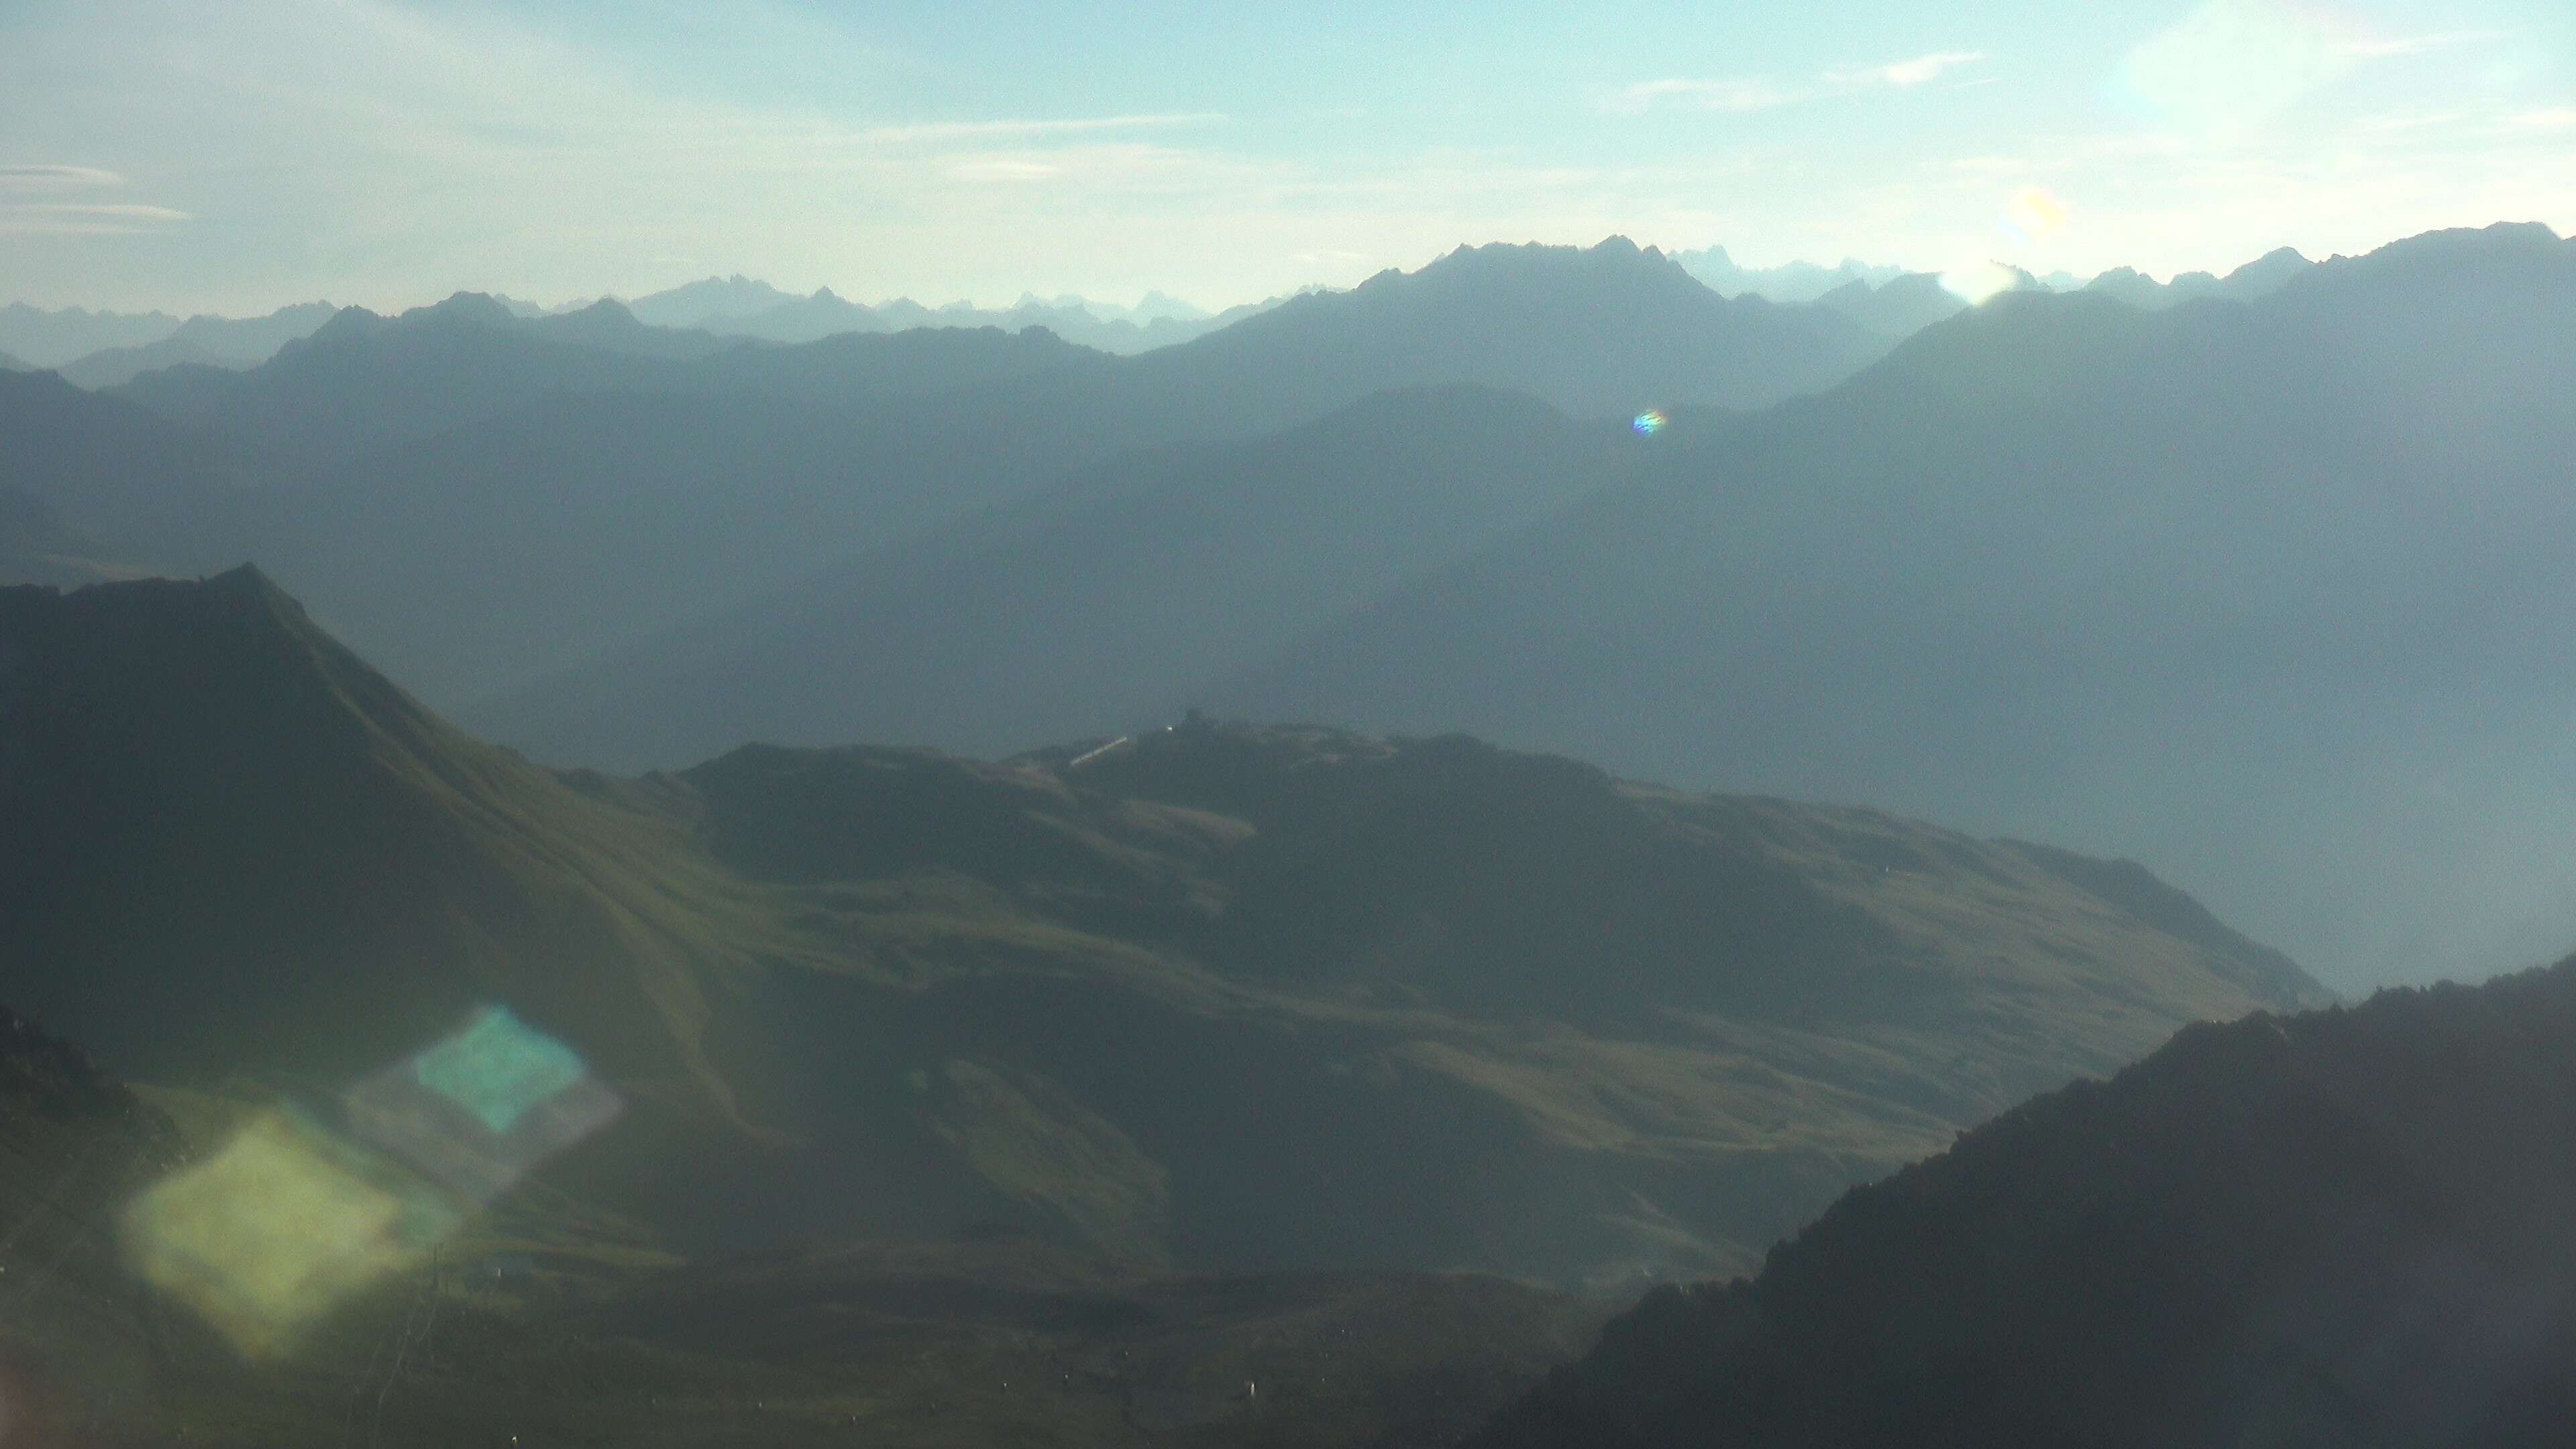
120 1109 459 1359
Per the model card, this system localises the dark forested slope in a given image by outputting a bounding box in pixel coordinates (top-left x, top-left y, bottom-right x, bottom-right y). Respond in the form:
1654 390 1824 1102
1470 956 2576 1448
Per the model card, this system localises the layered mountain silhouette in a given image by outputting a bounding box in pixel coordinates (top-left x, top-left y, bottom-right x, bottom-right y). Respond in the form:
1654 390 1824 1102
1672 246 1911 303
623 273 1255 354
54 301 338 388
1203 221 2576 984
0 301 183 370
14 238 1885 706
622 273 803 327
107 292 715 462
1468 955 2576 1448
17 225 2567 993
1813 272 1969 341
2082 244 2312 309
1 570 2323 1285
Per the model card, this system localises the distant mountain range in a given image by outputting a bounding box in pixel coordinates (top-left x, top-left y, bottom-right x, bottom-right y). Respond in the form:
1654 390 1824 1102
1671 246 1913 303
0 301 184 368
51 301 341 388
0 568 2323 1287
2082 244 2313 309
7 239 2321 385
623 274 1273 356
1469 953 2576 1448
5 237 1892 710
463 223 2576 988
1199 221 2576 984
5 224 2567 994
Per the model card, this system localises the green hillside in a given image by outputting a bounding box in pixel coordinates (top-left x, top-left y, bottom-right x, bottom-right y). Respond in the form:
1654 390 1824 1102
2 568 2328 1289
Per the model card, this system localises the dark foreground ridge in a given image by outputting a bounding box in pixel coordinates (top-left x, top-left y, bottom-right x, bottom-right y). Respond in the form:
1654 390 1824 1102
1470 955 2576 1448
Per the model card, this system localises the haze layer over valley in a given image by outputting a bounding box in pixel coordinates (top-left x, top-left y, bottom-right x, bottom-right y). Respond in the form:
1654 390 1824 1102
10 224 2570 994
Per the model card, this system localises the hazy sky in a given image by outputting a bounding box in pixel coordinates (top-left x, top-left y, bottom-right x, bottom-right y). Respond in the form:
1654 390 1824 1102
3 0 2571 315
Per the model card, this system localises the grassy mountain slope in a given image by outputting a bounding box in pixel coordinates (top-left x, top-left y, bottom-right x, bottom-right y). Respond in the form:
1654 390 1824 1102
5 571 2326 1287
1468 956 2576 1448
0 568 788 1142
1211 221 2576 988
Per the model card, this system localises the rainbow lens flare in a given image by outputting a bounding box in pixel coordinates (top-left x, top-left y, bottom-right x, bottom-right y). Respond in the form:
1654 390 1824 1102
1633 410 1667 436
2004 186 2070 242
121 1004 619 1358
344 1005 623 1206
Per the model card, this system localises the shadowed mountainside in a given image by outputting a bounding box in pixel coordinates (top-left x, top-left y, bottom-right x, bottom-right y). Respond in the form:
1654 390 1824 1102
1468 955 2576 1448
1 570 2324 1287
0 1004 195 1446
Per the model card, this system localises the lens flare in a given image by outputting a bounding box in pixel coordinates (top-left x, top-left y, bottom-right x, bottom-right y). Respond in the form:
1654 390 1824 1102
2004 186 2070 242
1633 410 1667 436
345 1005 623 1206
120 1004 619 1358
1938 262 2021 305
121 1109 460 1359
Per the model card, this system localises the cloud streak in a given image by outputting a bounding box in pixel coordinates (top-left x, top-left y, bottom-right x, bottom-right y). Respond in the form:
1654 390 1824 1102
1835 51 1990 88
861 113 1227 144
1611 50 1989 115
0 164 128 189
0 191 191 235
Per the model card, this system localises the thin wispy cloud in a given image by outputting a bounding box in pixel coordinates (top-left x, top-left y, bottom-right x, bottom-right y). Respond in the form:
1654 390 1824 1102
0 201 194 235
861 113 1227 144
2337 30 2510 59
1611 51 1988 115
2505 108 2576 132
0 164 127 188
9 203 191 220
1834 51 1989 88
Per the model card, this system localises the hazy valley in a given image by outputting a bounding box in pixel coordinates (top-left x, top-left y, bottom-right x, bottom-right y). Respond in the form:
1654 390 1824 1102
6 116 2575 1441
